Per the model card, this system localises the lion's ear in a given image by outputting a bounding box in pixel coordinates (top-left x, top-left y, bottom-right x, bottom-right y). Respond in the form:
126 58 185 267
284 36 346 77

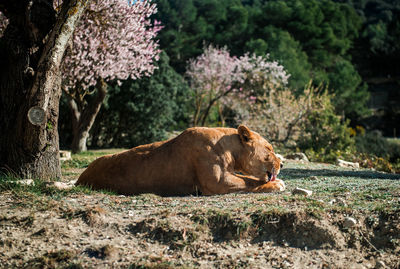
238 125 253 143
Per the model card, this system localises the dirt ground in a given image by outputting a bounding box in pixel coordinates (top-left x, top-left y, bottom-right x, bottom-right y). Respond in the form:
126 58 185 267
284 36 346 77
0 159 399 268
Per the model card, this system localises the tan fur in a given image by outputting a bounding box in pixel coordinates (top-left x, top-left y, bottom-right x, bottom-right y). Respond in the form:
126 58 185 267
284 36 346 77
76 125 285 196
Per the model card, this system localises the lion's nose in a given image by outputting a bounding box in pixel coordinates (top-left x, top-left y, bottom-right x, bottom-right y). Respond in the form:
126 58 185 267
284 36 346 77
280 163 283 169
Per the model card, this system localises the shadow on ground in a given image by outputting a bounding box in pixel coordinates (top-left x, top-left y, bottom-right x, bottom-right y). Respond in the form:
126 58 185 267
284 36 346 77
280 168 400 180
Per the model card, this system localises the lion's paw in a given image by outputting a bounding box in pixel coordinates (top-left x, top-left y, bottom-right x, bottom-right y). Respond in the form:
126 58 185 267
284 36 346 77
255 178 286 192
272 178 285 192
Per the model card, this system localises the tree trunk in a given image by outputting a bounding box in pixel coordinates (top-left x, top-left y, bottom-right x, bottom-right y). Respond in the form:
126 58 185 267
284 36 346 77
0 0 89 179
69 78 108 153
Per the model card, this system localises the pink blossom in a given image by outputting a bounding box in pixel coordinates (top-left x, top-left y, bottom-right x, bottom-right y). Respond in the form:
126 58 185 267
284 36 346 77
62 0 161 90
187 45 289 126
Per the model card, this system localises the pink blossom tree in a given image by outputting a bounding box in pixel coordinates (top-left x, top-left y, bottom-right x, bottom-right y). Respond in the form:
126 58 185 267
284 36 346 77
61 0 161 153
186 45 289 126
186 45 244 126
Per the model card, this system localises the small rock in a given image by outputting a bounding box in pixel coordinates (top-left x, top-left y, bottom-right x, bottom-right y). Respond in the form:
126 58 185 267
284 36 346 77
337 159 359 169
102 245 119 260
45 181 74 190
17 179 35 186
53 182 73 190
59 150 72 162
292 187 312 196
285 152 309 162
343 217 357 228
375 261 386 269
275 153 285 162
336 197 347 206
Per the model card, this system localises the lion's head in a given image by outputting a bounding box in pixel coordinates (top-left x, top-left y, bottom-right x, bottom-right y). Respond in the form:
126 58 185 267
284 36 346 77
237 125 282 182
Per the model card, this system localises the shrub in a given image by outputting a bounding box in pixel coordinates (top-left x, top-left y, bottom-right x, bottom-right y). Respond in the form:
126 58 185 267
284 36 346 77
354 132 400 173
354 154 394 173
296 86 356 163
233 88 310 145
355 130 396 159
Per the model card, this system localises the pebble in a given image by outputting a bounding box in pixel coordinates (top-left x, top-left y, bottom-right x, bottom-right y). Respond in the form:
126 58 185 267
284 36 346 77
337 159 359 169
59 150 72 161
375 261 386 269
336 197 347 206
52 182 73 190
285 152 309 162
343 217 357 228
292 187 313 196
17 179 34 186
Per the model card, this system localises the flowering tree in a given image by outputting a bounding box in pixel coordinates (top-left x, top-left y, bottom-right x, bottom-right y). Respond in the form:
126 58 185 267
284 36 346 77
186 45 244 126
62 0 161 153
238 53 289 98
186 45 289 126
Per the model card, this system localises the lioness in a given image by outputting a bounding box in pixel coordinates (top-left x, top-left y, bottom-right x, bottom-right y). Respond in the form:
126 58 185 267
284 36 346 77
76 125 285 196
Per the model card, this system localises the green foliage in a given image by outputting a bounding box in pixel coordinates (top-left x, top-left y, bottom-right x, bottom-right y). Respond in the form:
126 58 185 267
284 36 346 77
355 130 392 158
349 0 400 56
246 0 366 117
339 0 400 134
154 0 248 72
89 52 190 148
327 59 370 116
354 131 400 172
245 27 311 90
154 0 369 119
297 92 355 163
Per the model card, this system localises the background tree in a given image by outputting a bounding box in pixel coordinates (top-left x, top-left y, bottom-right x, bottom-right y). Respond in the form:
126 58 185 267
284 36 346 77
186 45 244 126
244 27 311 90
88 52 190 148
335 0 400 135
62 0 161 153
154 0 248 73
0 0 89 179
186 45 289 126
154 0 369 120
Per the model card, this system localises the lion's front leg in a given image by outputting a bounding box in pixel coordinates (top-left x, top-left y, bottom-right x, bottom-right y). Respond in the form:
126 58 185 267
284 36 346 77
197 166 285 195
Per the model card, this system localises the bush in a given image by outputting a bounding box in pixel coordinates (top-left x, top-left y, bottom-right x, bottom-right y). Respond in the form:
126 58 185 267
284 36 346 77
233 82 324 145
355 131 398 159
354 132 400 173
297 90 355 163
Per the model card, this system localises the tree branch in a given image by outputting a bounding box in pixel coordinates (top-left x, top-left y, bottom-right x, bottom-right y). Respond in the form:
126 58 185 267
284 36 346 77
29 0 90 110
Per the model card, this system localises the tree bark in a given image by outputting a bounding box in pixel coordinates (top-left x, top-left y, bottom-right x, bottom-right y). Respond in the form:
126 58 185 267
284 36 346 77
69 78 108 153
0 0 89 179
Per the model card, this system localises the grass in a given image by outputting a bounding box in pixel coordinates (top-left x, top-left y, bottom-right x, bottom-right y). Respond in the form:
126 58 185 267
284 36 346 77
61 148 124 169
1 148 399 224
1 150 399 268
